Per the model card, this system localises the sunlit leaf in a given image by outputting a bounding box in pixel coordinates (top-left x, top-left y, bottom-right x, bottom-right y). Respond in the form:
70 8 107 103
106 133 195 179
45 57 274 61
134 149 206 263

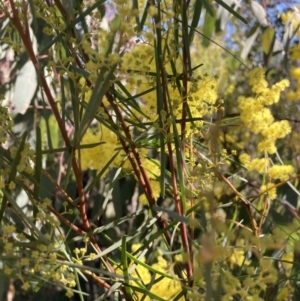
215 0 246 25
11 61 37 115
261 27 275 54
202 10 216 47
241 26 260 59
251 1 268 26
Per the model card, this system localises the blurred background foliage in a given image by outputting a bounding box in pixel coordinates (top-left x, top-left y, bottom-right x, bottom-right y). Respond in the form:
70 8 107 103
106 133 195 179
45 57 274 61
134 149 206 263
0 0 300 300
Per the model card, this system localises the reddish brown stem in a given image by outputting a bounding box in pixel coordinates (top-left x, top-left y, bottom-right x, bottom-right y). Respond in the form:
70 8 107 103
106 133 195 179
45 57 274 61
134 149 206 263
21 0 30 41
17 181 114 289
216 169 259 237
148 0 194 284
257 194 269 235
8 0 115 278
41 169 78 208
162 71 194 284
105 92 167 222
180 29 188 142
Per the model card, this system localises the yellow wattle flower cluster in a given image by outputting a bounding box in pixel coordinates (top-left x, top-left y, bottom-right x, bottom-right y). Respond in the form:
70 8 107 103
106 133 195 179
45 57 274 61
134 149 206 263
260 183 277 201
286 66 300 101
121 44 158 123
79 127 130 176
239 68 295 200
175 75 219 130
117 244 184 301
121 43 219 137
0 105 13 143
281 10 300 37
1 201 78 297
139 158 161 205
238 68 290 154
290 44 300 61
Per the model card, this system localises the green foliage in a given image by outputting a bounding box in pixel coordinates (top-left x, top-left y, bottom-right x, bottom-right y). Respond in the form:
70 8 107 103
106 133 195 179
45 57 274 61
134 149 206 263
0 0 300 301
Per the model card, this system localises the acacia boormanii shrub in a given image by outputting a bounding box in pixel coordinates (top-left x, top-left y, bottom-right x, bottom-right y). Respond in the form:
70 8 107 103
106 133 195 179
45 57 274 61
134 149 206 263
0 1 299 301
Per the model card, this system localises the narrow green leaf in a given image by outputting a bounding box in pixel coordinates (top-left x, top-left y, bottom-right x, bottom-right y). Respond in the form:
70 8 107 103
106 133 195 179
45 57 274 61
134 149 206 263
166 90 188 213
251 0 268 26
261 26 276 54
215 0 247 24
0 132 27 222
40 114 60 151
28 0 38 33
189 0 202 44
89 212 163 259
84 151 120 214
110 14 121 32
32 266 59 292
40 142 105 155
5 191 49 245
75 62 117 144
60 74 66 127
124 283 166 301
190 26 249 69
214 268 223 300
80 210 144 241
39 1 106 56
75 0 89 36
202 10 216 48
152 205 190 223
69 65 90 77
73 266 85 301
126 252 177 281
112 80 150 121
240 26 260 60
54 260 129 280
204 262 213 300
33 126 42 218
153 1 167 206
0 146 3 172
173 1 179 57
132 0 140 32
139 0 151 30
68 70 79 132
39 35 61 56
72 0 106 27
201 0 215 16
181 0 192 76
122 236 134 300
159 144 166 199
113 81 139 108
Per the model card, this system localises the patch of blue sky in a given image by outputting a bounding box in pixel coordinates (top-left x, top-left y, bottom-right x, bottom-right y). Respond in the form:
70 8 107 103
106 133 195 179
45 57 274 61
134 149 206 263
220 1 300 52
